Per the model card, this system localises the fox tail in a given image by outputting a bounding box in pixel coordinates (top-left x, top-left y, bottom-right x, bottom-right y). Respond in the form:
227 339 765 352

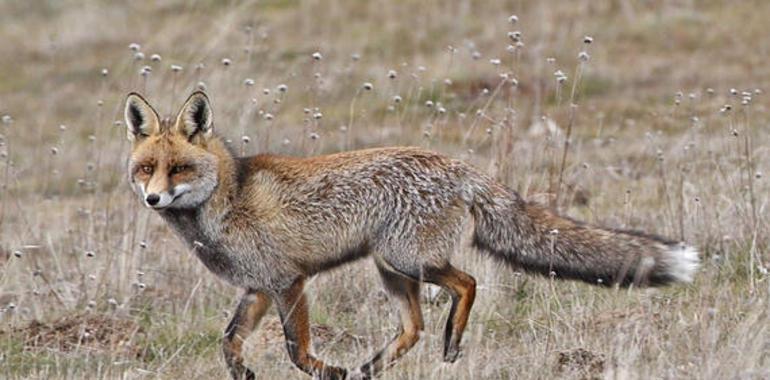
465 174 699 287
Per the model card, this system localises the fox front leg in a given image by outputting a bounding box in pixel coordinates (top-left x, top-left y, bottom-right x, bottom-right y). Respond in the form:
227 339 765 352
222 290 272 380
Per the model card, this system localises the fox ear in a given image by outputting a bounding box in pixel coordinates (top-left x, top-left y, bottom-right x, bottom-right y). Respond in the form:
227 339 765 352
125 93 160 142
175 91 213 142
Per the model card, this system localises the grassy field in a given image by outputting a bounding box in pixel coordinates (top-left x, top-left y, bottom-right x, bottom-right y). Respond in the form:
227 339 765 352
0 0 768 378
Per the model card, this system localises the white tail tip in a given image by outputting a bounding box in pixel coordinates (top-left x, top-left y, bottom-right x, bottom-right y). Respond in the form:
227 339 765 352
662 244 700 283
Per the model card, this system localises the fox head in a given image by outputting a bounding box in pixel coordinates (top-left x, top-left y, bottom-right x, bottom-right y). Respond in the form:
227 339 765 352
125 91 219 210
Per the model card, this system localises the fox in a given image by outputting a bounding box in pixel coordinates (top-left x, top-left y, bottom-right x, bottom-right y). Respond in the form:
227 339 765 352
124 91 699 380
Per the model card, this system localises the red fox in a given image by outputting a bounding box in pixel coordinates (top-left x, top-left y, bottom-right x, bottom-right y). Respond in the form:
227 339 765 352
124 91 699 380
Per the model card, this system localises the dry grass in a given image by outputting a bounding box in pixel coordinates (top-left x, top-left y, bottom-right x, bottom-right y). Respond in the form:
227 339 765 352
0 1 768 379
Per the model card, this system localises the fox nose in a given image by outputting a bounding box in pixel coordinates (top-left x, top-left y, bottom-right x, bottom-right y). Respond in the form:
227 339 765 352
145 193 160 206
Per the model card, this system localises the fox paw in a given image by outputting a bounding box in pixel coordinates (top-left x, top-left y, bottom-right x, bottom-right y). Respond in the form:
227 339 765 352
443 347 462 363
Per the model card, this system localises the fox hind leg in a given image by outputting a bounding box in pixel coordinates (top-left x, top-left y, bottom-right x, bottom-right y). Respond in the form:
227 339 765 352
424 264 477 362
353 263 424 379
223 290 272 380
274 277 348 380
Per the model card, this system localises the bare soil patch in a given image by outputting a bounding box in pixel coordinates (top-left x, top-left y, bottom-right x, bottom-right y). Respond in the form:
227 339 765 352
3 313 144 357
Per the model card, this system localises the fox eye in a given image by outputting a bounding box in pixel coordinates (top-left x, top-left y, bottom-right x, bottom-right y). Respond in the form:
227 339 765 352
171 165 189 174
140 165 153 174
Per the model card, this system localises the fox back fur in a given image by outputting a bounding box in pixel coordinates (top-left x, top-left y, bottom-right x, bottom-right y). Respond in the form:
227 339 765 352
124 91 698 380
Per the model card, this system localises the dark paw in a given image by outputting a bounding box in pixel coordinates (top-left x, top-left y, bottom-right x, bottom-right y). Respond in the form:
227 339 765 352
225 356 255 380
443 346 462 363
229 367 255 380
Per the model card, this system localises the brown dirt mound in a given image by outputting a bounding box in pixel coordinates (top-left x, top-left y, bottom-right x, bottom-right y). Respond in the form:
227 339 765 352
6 313 143 357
